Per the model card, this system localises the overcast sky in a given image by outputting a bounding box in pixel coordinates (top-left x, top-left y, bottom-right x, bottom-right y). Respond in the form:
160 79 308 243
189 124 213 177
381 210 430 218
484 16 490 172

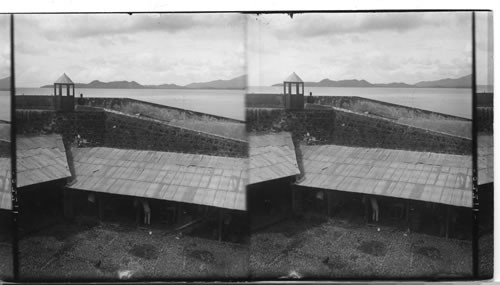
248 12 491 86
15 14 245 87
0 15 9 79
475 12 493 87
10 12 496 88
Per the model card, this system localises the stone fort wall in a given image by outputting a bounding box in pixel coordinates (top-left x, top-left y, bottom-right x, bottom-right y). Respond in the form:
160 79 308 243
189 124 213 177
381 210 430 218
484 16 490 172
16 109 247 157
246 94 469 121
247 108 471 155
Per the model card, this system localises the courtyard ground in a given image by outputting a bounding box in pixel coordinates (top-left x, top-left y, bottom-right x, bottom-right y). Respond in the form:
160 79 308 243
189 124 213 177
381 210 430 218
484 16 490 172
17 213 478 281
250 214 473 280
479 233 493 278
0 236 12 281
18 217 249 281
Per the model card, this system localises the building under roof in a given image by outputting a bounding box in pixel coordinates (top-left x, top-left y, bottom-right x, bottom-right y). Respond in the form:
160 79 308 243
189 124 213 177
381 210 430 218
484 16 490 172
249 132 300 185
478 135 493 185
0 123 10 142
0 157 11 210
17 134 72 188
0 122 11 210
69 147 247 211
284 72 303 83
297 144 472 208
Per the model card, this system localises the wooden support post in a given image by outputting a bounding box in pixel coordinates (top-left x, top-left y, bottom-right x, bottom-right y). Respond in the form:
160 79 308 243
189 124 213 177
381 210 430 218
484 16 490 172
218 208 223 243
63 188 74 220
97 194 103 221
445 206 451 239
406 200 410 230
177 203 182 224
326 192 331 217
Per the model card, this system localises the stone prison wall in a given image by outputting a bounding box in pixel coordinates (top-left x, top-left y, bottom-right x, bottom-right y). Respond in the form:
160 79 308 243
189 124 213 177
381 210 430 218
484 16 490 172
247 108 471 155
16 109 247 157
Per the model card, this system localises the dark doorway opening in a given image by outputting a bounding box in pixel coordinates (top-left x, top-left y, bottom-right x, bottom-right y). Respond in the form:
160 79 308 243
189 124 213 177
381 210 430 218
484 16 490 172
17 179 66 236
248 177 294 231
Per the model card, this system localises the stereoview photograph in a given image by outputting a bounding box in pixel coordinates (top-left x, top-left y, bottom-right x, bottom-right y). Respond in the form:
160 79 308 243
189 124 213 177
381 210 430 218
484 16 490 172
14 13 248 281
246 11 491 279
0 10 494 282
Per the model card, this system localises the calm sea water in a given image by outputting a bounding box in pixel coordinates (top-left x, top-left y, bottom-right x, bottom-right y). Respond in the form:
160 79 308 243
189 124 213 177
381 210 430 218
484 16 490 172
0 91 10 121
16 88 245 121
16 86 474 120
249 86 473 119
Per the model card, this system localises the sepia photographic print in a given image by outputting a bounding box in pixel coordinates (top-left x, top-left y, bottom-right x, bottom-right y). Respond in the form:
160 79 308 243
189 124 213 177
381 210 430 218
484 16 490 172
0 8 494 283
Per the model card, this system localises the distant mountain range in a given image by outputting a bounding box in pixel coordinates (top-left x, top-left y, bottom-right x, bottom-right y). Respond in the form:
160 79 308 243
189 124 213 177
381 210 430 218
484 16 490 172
185 75 246 89
273 74 473 89
413 74 472 88
0 77 10 90
11 73 490 90
41 75 246 90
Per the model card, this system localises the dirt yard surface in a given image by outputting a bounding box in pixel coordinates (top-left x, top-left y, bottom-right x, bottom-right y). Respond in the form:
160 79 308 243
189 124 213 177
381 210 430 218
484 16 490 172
18 217 249 281
0 241 12 281
479 233 493 278
250 215 473 280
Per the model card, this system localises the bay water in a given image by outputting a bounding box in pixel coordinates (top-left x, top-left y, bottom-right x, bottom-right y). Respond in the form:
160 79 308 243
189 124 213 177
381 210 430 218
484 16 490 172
249 86 473 119
16 88 245 121
16 86 475 120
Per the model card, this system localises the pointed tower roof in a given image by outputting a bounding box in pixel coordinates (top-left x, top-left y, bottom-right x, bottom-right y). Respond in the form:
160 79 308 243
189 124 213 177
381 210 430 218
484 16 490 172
284 72 303 83
54 73 74 84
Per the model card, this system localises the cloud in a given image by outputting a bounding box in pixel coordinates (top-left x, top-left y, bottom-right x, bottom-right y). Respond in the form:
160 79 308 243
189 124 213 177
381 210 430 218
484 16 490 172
18 13 244 41
15 13 245 87
248 12 474 86
265 12 470 40
0 15 9 78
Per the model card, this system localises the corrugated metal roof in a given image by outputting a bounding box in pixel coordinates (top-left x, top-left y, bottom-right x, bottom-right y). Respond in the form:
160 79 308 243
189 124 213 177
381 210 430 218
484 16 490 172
54 73 74 84
478 135 493 185
69 147 247 211
0 157 11 210
17 134 71 188
284 72 303 83
298 144 472 208
249 132 300 185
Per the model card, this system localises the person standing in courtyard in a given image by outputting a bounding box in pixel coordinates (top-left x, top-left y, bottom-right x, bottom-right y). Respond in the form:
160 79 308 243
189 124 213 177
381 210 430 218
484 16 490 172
362 195 379 222
370 197 379 222
142 199 151 225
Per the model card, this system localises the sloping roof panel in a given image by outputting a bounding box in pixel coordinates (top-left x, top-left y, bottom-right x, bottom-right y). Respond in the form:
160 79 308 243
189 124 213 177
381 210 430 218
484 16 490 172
298 144 472 208
17 134 71 187
69 147 247 211
249 132 300 185
0 157 11 210
0 122 10 142
478 135 493 185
